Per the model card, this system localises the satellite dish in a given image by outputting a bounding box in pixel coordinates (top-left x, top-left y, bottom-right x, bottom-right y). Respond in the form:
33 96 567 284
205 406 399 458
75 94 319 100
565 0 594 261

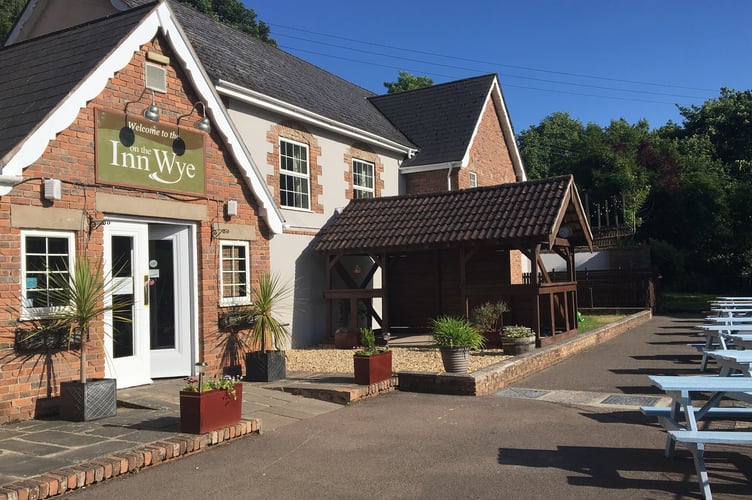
558 226 572 238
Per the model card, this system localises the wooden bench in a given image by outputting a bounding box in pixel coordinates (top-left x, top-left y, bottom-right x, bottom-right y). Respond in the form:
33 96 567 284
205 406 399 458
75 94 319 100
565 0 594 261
667 430 752 499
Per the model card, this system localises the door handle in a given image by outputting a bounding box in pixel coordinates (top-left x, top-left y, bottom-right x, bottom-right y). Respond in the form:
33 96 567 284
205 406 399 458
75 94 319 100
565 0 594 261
144 275 150 306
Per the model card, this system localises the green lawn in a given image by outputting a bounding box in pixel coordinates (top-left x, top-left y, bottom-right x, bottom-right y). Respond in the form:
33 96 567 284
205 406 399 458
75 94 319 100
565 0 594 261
659 292 718 312
578 314 624 333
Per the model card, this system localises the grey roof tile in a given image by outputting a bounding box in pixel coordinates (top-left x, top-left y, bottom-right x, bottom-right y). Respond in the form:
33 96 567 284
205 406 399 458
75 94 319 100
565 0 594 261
0 5 154 160
369 74 496 167
314 175 588 254
166 1 413 149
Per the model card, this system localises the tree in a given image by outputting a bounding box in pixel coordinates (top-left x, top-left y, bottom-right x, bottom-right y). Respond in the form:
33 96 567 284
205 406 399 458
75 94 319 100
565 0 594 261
383 71 433 94
0 0 24 44
176 0 275 45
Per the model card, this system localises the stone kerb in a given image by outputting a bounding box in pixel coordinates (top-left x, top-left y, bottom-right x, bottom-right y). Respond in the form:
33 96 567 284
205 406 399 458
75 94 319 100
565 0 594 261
398 309 653 396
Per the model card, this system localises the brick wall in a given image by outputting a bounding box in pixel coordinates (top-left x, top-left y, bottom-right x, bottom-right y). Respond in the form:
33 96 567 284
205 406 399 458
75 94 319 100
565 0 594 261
464 98 516 187
265 121 323 213
0 36 270 424
343 143 385 199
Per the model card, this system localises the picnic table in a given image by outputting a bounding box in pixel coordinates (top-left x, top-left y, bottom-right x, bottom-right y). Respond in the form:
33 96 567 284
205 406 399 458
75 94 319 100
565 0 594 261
705 349 752 376
694 324 752 370
642 375 752 499
728 333 752 349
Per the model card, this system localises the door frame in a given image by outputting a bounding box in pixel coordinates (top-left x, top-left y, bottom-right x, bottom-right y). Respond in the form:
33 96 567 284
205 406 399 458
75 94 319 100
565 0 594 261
103 215 199 386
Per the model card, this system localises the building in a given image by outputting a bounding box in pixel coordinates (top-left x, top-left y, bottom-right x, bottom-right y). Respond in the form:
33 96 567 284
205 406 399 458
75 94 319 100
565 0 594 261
0 1 583 423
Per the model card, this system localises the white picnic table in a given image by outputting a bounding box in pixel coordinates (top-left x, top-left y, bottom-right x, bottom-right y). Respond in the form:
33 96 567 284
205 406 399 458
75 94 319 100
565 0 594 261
727 333 752 349
705 349 752 376
642 375 752 499
694 324 752 370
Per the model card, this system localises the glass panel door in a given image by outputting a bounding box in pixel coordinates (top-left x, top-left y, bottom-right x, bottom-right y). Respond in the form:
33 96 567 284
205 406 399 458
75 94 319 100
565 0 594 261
104 221 151 388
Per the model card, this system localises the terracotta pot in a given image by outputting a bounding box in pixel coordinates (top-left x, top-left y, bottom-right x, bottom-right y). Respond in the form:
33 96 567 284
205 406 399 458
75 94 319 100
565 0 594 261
179 383 243 434
353 350 392 385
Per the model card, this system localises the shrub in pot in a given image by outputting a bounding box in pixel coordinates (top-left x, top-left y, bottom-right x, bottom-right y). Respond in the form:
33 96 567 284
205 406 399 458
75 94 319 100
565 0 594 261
501 325 536 355
244 273 291 382
430 315 485 373
471 300 509 348
353 328 392 385
180 375 243 434
44 256 132 421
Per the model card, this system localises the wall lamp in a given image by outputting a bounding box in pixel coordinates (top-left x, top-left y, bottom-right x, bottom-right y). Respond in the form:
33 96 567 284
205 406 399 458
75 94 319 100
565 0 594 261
119 87 162 146
173 102 211 155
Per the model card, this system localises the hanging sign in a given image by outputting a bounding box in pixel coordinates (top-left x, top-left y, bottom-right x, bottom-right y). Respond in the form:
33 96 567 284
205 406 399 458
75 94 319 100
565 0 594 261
95 110 205 195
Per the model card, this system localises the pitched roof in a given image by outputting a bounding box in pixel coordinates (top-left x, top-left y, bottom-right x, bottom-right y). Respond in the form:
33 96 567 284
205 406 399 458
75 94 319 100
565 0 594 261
162 1 413 150
0 1 285 233
369 74 497 168
314 175 592 254
0 4 153 160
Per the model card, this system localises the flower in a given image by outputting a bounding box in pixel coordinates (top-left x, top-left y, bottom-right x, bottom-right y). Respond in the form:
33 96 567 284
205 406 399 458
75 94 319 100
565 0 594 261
182 375 241 399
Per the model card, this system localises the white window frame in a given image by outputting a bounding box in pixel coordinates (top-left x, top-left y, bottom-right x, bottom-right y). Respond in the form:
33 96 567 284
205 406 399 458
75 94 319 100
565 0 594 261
279 138 311 210
469 171 478 188
219 240 251 307
352 159 375 199
20 230 76 320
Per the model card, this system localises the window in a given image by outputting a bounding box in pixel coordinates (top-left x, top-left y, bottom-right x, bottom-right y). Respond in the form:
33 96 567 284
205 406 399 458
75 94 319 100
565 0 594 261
220 241 251 306
279 139 310 209
469 171 478 188
21 231 75 318
352 159 375 199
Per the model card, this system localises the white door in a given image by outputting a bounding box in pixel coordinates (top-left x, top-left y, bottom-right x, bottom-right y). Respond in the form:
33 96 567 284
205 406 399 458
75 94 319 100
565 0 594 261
148 225 193 378
104 221 152 388
104 221 195 388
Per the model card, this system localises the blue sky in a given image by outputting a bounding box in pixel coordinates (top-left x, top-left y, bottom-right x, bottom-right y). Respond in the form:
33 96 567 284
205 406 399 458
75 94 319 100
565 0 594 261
249 1 750 133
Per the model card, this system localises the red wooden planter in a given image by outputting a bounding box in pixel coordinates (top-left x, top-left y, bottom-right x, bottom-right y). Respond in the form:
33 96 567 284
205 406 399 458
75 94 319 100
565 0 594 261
179 383 243 434
353 350 392 385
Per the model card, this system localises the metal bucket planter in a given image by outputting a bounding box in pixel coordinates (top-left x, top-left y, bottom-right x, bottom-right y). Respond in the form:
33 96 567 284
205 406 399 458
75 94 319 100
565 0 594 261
439 346 472 373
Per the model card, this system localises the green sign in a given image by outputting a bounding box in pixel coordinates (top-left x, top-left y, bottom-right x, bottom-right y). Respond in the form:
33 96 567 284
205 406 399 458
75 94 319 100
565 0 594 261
96 110 205 195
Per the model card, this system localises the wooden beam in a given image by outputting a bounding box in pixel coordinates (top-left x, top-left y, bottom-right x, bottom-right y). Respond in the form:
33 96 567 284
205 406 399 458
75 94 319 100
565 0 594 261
381 252 390 336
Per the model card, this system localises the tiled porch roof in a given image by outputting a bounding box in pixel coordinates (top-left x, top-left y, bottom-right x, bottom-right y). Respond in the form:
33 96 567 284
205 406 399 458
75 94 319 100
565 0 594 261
315 175 591 254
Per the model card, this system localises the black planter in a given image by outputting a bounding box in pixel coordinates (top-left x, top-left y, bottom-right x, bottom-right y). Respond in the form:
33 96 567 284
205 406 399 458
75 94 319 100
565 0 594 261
59 378 117 421
245 351 286 382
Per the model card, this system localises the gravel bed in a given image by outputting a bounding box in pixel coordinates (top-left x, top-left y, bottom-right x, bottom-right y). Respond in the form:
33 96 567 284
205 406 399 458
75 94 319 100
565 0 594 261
286 346 510 374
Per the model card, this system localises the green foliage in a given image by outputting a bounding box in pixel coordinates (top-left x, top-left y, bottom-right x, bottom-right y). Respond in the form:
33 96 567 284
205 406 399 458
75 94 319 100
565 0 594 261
470 301 509 333
0 0 24 44
44 256 133 383
383 71 433 94
519 87 752 291
248 272 291 352
175 0 275 45
430 315 485 349
502 325 535 338
182 375 240 399
355 327 387 356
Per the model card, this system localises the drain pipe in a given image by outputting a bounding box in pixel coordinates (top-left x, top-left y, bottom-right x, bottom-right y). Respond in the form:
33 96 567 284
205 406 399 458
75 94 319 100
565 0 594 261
447 161 461 191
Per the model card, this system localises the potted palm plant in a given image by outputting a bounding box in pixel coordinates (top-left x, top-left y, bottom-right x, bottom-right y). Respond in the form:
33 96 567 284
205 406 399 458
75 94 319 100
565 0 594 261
353 328 392 385
430 315 485 373
244 272 291 382
45 256 132 421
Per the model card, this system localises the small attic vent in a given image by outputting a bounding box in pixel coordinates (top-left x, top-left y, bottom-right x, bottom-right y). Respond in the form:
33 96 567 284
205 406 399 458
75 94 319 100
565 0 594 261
145 63 167 93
